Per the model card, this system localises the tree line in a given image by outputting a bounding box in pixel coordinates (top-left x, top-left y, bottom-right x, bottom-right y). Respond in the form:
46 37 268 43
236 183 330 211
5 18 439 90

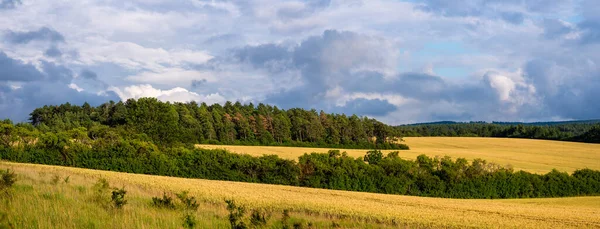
395 122 600 143
1 120 598 199
28 98 408 149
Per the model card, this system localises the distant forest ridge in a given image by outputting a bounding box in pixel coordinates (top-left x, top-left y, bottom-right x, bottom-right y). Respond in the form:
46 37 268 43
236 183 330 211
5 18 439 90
24 98 408 149
402 119 600 126
395 120 600 144
5 97 599 146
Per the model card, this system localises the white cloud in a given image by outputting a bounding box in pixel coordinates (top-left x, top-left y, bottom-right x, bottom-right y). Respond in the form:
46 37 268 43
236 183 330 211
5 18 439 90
109 84 226 104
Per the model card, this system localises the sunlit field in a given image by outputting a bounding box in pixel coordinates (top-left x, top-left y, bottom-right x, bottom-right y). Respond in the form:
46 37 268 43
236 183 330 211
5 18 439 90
197 137 600 174
1 162 599 229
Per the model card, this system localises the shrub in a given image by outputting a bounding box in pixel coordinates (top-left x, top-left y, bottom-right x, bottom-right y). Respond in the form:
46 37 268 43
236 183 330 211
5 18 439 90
0 169 16 198
176 191 199 211
92 178 110 205
152 192 175 209
111 187 127 209
249 209 270 227
225 199 247 229
0 170 16 190
182 213 197 229
293 222 304 229
281 209 291 229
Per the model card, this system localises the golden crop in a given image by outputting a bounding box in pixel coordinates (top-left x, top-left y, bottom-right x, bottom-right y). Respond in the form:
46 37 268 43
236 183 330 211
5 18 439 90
2 162 599 229
197 137 600 174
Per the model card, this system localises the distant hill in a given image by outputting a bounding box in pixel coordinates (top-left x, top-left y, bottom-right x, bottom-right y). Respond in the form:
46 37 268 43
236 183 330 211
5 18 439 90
402 119 600 126
395 119 600 144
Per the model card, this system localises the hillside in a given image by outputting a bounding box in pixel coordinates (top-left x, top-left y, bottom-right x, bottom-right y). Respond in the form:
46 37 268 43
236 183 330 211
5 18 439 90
396 121 600 143
198 137 600 174
2 162 599 229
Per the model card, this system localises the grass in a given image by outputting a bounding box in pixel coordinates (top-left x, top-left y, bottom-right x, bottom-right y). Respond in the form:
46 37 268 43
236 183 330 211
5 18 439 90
197 137 600 174
1 162 600 228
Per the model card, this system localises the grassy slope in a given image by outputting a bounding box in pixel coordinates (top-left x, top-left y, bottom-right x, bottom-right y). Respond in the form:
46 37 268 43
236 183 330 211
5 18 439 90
197 137 600 174
1 162 599 229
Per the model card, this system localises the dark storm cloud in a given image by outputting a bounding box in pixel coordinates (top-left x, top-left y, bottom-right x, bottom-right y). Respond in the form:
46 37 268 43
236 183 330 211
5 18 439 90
4 27 65 44
0 52 45 82
0 52 118 122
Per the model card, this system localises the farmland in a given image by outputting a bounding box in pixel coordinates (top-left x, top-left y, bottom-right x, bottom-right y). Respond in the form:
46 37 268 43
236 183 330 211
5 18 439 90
2 162 600 228
197 137 600 174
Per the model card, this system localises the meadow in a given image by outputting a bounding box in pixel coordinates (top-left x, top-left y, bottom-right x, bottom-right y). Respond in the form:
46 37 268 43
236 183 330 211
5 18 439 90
1 162 600 229
197 137 600 174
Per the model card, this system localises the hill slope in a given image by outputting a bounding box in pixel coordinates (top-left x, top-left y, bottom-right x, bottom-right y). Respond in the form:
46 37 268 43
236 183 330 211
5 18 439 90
2 162 600 229
198 137 600 174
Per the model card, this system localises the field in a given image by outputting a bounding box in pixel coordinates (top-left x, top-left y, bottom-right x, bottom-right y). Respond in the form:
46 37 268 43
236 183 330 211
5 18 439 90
197 137 600 174
1 162 600 229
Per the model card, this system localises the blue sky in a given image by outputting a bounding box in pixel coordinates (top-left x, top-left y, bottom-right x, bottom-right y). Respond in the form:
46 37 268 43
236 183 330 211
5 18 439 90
1 0 599 124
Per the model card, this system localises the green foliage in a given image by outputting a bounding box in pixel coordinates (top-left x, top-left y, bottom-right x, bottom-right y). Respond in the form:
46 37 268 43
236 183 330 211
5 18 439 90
152 192 175 209
176 191 199 211
281 209 291 229
225 199 247 229
364 150 383 165
92 178 110 206
111 187 127 209
1 102 600 199
249 209 270 227
0 170 16 190
26 99 409 149
0 169 16 198
396 122 600 144
182 213 197 229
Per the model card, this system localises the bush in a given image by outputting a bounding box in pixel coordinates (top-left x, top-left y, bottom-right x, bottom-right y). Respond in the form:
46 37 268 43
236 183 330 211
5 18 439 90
152 192 175 209
111 187 127 209
249 209 270 227
0 169 16 198
176 191 199 211
225 199 247 229
281 209 291 229
0 170 16 190
182 213 197 229
92 178 110 205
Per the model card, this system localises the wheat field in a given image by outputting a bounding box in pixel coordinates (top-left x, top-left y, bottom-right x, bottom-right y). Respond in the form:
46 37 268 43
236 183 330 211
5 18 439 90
197 137 600 174
1 162 599 228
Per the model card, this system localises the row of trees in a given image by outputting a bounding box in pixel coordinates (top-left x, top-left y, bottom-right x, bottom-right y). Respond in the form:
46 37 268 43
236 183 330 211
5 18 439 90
396 122 600 143
1 121 598 199
28 98 407 149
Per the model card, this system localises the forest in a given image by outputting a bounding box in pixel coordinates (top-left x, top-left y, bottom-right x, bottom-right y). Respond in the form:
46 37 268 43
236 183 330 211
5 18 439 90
0 98 599 199
27 98 408 149
1 118 599 199
396 122 600 143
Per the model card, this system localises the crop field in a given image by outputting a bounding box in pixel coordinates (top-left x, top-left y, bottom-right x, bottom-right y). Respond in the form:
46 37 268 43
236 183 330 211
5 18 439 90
1 162 600 228
197 137 600 174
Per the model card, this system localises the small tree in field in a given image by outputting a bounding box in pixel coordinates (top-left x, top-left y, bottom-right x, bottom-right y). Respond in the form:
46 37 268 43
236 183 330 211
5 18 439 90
111 188 127 209
225 199 247 229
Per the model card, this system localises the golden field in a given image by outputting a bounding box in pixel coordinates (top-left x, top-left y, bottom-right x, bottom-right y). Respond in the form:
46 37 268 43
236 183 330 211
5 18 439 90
2 162 600 228
197 137 600 174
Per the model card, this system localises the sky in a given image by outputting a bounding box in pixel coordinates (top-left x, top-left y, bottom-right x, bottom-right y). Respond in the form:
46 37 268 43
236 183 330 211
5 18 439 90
1 0 599 124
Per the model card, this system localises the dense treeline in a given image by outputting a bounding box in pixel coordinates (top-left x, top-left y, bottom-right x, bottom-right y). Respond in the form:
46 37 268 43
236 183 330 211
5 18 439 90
28 98 407 149
396 122 600 143
1 121 598 199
